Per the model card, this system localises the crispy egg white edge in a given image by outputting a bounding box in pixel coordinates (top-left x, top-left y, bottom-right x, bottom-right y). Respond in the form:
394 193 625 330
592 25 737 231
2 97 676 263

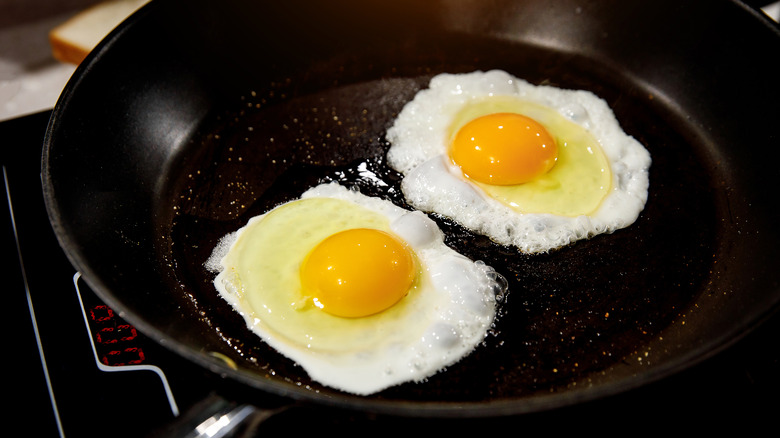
385 69 652 253
206 182 506 395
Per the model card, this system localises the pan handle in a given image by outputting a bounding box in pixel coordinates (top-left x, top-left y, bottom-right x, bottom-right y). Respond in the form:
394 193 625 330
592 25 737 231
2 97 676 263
150 393 295 438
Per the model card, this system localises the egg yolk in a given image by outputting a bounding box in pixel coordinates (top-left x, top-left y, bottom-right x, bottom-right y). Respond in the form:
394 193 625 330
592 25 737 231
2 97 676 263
300 228 416 318
450 112 558 185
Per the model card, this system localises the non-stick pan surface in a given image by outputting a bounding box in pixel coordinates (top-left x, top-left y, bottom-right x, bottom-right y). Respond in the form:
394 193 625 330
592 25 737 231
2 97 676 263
42 0 779 418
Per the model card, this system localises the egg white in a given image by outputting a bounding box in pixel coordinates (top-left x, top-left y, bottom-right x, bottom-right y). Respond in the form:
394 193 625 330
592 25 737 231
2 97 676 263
386 69 652 253
206 182 505 395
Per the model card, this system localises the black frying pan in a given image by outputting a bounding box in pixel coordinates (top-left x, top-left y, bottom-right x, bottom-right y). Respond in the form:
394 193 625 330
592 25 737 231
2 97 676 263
41 0 780 426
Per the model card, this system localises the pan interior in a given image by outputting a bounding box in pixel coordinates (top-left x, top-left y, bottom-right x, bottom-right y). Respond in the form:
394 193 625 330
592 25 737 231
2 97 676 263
161 7 720 408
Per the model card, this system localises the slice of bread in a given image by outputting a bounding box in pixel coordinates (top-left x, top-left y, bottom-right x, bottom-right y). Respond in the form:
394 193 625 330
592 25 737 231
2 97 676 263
49 0 150 65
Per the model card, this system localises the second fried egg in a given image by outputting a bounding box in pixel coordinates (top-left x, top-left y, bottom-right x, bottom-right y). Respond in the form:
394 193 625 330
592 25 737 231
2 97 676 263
207 182 505 395
386 70 651 253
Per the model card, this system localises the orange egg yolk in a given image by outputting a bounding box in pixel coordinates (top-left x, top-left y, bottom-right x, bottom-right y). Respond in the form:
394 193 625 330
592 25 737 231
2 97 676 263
299 228 416 318
450 112 558 185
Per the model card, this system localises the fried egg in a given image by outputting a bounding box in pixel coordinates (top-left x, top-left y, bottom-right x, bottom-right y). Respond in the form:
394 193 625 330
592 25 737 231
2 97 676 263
206 182 506 395
386 70 651 253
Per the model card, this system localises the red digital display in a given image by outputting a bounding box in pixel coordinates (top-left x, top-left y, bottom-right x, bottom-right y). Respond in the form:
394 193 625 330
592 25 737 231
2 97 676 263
89 304 147 367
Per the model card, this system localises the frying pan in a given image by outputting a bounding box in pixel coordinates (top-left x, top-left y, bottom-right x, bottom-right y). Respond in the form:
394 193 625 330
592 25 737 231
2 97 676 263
41 0 779 427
